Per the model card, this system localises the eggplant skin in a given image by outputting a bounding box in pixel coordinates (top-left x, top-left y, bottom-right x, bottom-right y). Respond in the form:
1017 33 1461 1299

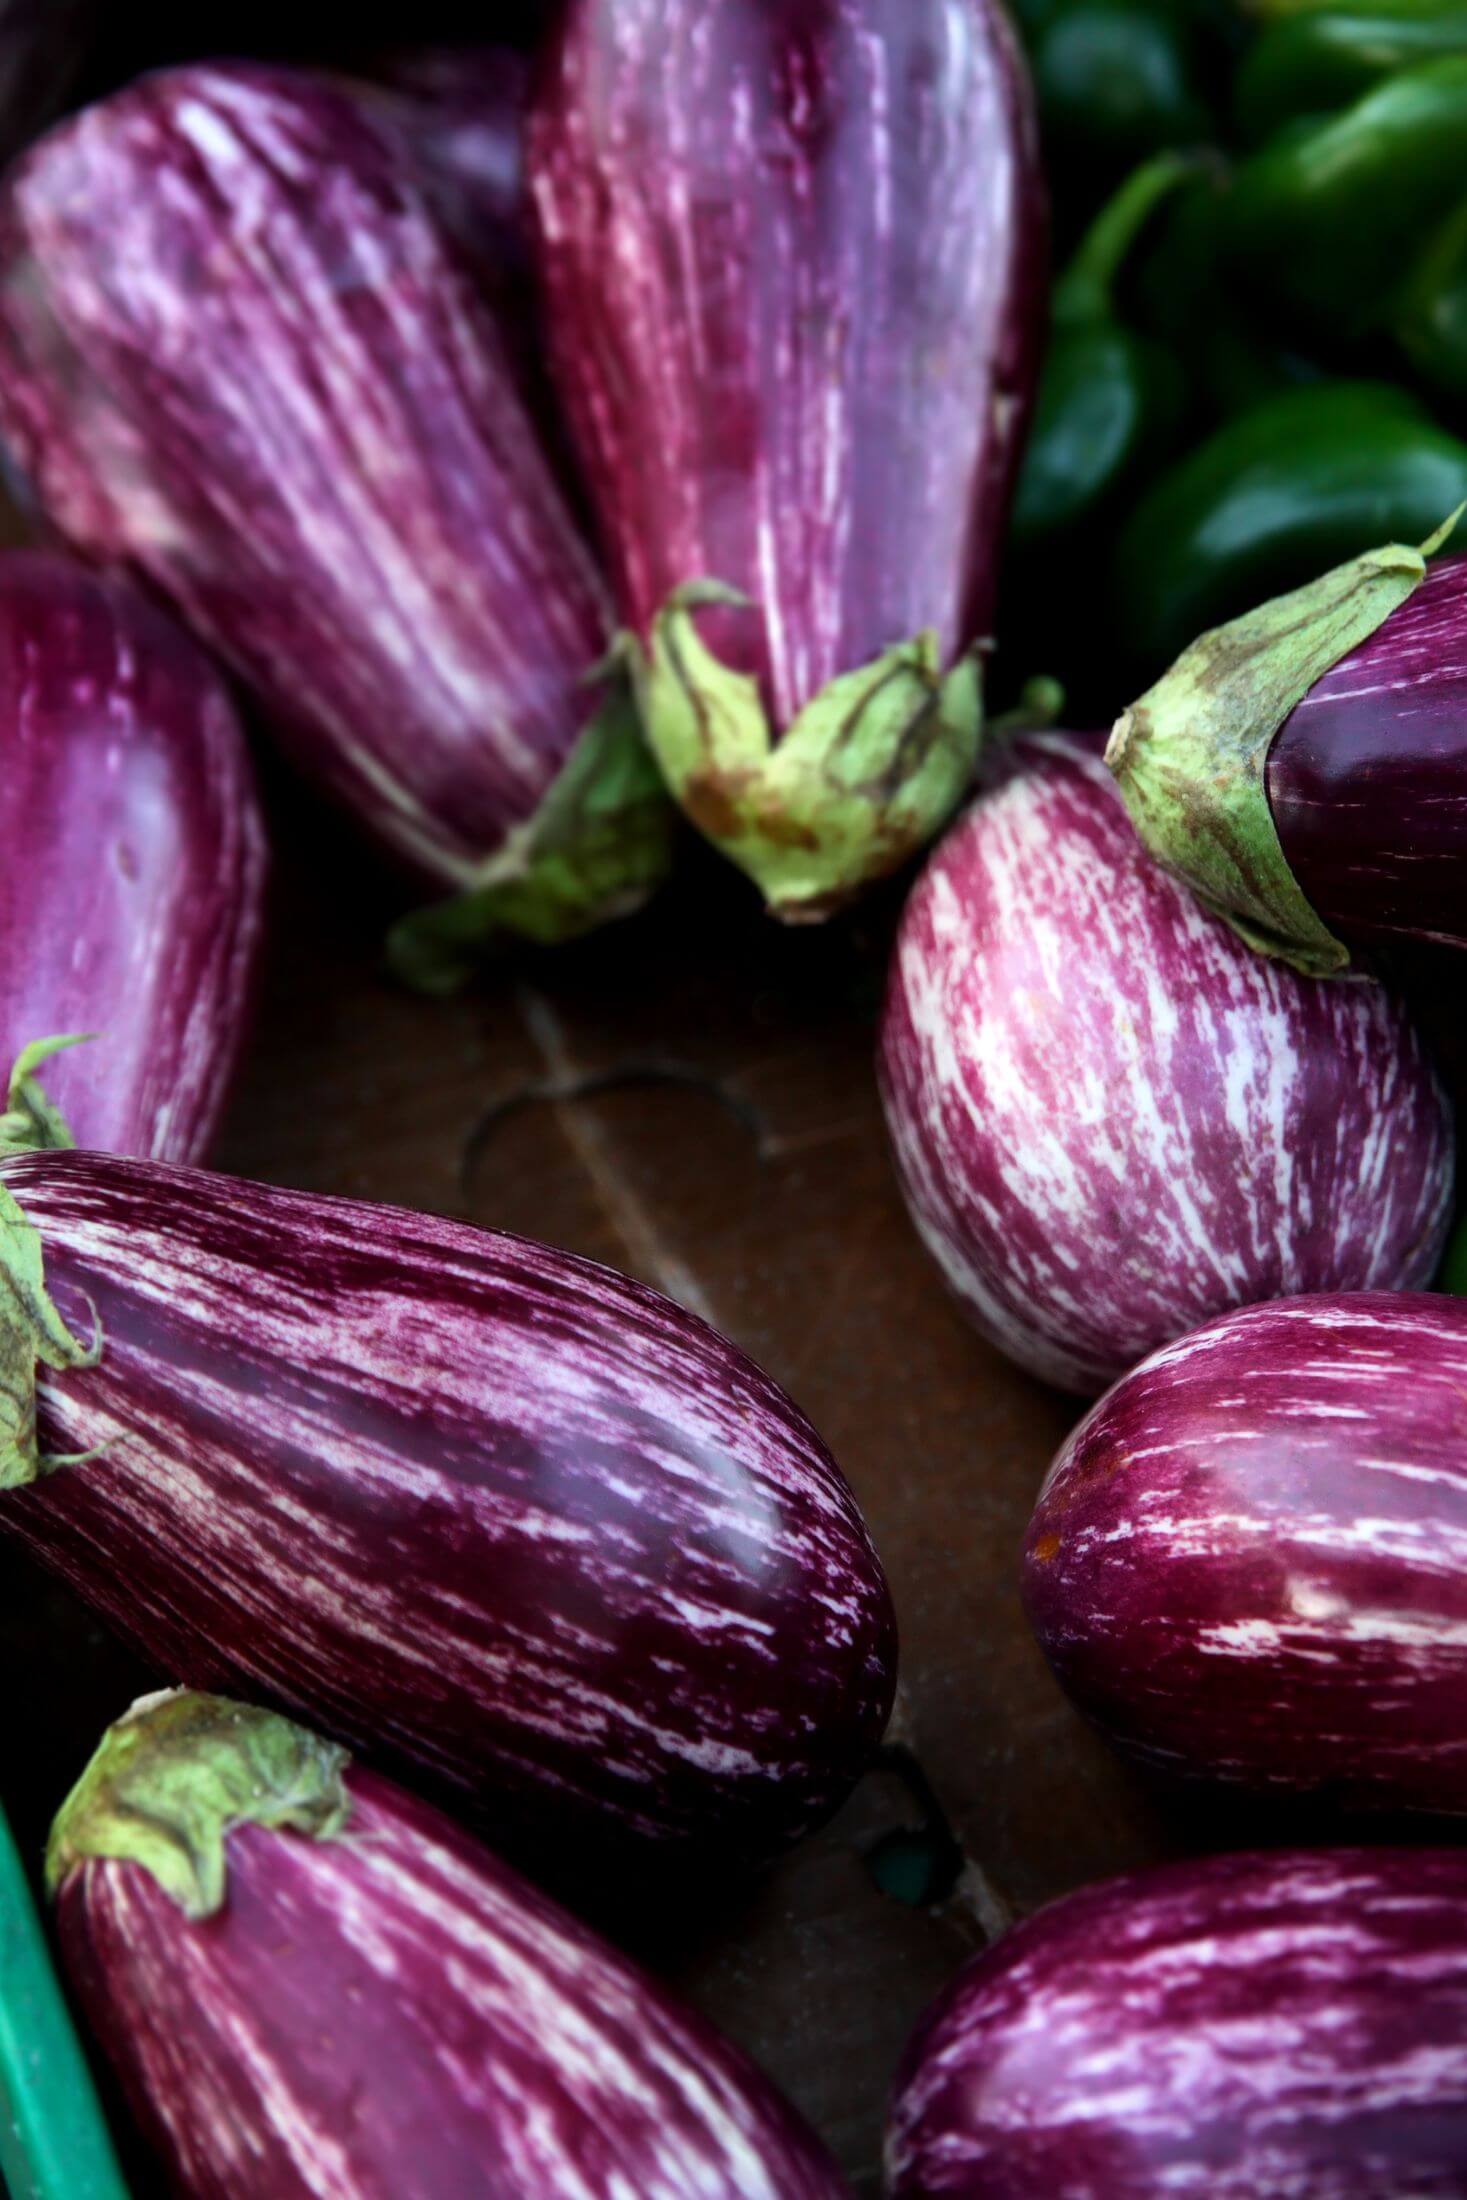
877 736 1453 1394
887 1848 1467 2199
2 1150 896 1869
57 1761 851 2200
0 62 617 890
1025 1291 1467 1813
0 552 265 1164
530 0 1044 723
1269 552 1467 953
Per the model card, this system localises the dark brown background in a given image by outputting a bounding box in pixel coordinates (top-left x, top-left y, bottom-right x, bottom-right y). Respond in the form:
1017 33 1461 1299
3 7 1466 2195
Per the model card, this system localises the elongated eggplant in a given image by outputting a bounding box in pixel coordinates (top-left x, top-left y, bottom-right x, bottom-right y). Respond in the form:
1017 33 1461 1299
0 62 672 989
0 2 93 166
530 0 1044 919
1025 1290 1467 1811
0 1147 895 1871
887 1847 1467 2197
0 551 265 1163
51 1692 851 2200
1109 532 1467 974
878 736 1452 1394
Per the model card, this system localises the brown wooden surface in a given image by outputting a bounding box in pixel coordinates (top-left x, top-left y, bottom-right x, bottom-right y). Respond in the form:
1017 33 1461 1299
17 764 1450 2195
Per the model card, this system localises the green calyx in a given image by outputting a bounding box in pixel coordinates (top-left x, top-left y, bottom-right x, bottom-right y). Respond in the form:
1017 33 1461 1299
389 673 676 996
0 1172 101 1494
1106 513 1463 975
46 1692 352 1921
638 582 983 921
0 1036 87 1158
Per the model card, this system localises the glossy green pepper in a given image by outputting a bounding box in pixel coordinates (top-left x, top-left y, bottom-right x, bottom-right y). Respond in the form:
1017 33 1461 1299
1131 167 1323 419
1225 56 1467 341
1011 153 1194 548
1027 0 1215 178
1236 2 1467 143
1110 379 1467 678
1396 197 1467 412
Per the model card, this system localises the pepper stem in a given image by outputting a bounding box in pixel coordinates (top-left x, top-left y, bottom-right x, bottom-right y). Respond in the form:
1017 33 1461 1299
1054 151 1208 327
637 583 983 920
47 1692 352 1921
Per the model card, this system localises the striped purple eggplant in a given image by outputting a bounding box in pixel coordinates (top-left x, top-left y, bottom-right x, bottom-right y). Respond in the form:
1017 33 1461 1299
878 736 1453 1394
0 550 265 1163
529 0 1044 919
0 2 93 164
1110 530 1467 974
50 1691 851 2200
1024 1291 1467 1811
0 1148 895 1871
0 62 672 991
887 1847 1467 2197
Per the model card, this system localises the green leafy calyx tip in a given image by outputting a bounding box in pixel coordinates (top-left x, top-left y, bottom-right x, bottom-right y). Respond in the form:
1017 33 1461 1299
639 583 984 919
0 1034 92 1158
1108 537 1436 976
0 1174 102 1493
46 1692 352 1919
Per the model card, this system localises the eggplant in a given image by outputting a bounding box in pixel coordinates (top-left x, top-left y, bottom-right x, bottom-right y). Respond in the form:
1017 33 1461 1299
0 551 265 1163
529 0 1044 920
0 3 94 167
877 735 1453 1395
887 1847 1467 2197
0 62 672 990
1024 1290 1467 1812
1109 530 1467 975
0 1147 895 1871
50 1690 852 2200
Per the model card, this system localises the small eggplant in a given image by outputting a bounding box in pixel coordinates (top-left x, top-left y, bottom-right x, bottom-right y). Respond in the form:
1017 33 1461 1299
51 1691 852 2200
878 736 1452 1394
1109 530 1467 974
0 551 265 1164
0 62 672 990
887 1847 1467 2197
0 1146 895 1871
1025 1291 1467 1813
530 0 1044 919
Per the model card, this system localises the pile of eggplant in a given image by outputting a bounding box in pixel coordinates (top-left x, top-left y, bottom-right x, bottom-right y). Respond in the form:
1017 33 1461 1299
1 1 1467 2196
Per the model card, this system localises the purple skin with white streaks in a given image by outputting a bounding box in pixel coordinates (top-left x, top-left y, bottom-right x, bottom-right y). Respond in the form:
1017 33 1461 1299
529 0 1044 908
0 1149 896 1872
1024 1291 1467 1812
0 61 637 902
887 1847 1467 2198
533 0 1042 704
1268 553 1467 952
877 737 1453 1395
0 551 265 1163
53 1697 852 2200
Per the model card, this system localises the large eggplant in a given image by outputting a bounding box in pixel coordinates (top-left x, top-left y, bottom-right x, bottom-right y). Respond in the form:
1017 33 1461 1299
1024 1291 1467 1812
0 551 265 1163
887 1848 1467 2197
0 1148 895 1872
1109 531 1467 974
0 62 672 989
530 0 1044 919
51 1691 851 2200
878 735 1452 1394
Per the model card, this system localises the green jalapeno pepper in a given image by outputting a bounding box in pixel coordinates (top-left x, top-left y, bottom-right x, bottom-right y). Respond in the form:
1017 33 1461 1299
1026 0 1216 181
1225 56 1467 342
1111 379 1467 678
1237 2 1467 143
1396 196 1467 412
1011 152 1195 548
